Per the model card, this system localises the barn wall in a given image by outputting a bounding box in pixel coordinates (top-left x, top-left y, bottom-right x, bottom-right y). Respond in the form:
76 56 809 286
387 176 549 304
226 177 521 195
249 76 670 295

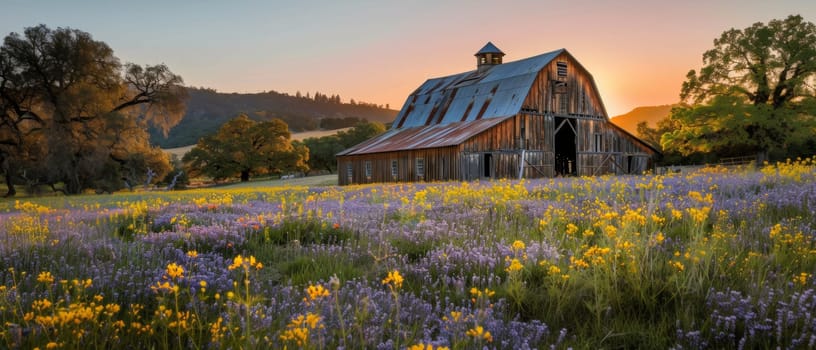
337 146 460 185
458 114 556 179
337 110 655 185
574 119 655 176
522 51 607 117
517 51 655 176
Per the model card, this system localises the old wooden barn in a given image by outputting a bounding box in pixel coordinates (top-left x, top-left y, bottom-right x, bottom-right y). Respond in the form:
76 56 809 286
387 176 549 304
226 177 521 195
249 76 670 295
337 43 658 185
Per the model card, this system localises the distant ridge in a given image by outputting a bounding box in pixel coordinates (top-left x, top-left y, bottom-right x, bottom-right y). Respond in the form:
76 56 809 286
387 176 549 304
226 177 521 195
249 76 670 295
150 87 398 148
610 105 675 136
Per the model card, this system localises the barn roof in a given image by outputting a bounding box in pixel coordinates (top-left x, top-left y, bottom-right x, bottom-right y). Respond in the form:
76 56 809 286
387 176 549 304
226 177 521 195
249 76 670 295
341 48 567 157
337 116 511 156
390 48 564 129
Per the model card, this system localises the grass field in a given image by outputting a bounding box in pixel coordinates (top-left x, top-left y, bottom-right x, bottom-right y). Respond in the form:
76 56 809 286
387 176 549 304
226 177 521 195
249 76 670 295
1 159 815 349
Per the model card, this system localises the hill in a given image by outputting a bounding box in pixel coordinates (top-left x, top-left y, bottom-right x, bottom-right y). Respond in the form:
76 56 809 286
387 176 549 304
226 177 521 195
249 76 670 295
150 87 398 148
163 128 352 159
610 105 674 136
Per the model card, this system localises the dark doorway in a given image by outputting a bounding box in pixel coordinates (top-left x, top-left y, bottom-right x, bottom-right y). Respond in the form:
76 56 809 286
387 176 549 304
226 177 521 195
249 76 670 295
483 153 492 178
554 117 576 176
627 155 634 174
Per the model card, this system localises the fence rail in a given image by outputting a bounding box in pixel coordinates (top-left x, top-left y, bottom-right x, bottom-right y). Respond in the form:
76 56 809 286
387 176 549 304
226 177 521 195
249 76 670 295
718 155 757 166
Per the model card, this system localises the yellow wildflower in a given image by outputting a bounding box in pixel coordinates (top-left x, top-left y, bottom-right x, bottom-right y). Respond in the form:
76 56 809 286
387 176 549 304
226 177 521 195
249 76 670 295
466 325 493 342
769 224 783 239
166 263 184 279
669 260 685 272
793 272 811 286
305 284 330 302
37 271 54 284
655 232 665 244
382 270 404 289
408 343 450 350
470 287 495 298
447 311 463 322
505 258 523 273
228 255 263 270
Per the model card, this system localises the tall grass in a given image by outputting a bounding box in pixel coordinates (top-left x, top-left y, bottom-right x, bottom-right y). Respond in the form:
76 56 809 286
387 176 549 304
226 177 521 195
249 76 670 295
1 158 815 348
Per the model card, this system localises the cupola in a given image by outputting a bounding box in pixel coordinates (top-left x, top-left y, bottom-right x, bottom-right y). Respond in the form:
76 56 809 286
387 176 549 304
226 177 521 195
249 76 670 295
475 42 505 72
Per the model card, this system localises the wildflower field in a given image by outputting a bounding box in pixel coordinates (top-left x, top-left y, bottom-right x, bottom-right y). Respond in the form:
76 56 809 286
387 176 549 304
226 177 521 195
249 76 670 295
1 159 815 349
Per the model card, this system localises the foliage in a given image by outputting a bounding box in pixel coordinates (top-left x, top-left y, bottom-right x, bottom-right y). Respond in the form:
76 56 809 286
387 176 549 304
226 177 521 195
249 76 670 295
638 117 715 165
183 114 308 182
2 159 816 348
335 121 387 148
663 15 816 160
303 136 345 174
0 24 186 195
303 121 386 174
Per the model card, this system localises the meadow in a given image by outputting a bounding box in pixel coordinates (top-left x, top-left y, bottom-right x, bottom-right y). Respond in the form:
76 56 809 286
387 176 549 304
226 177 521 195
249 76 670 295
1 159 815 349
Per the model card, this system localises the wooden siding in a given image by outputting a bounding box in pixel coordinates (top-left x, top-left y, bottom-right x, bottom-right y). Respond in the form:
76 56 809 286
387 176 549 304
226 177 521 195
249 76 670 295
338 147 460 185
522 52 607 117
338 112 654 185
574 119 655 176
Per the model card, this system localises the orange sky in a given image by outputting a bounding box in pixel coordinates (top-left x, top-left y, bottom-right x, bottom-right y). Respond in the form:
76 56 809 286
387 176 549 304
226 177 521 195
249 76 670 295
2 1 815 117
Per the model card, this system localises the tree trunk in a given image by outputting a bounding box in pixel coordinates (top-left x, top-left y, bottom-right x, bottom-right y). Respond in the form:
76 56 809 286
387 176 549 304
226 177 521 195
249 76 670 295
3 171 15 197
240 170 250 182
1 155 16 197
756 151 769 169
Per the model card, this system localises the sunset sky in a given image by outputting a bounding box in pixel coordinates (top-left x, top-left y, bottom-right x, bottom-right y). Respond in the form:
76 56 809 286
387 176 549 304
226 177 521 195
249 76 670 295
2 0 815 117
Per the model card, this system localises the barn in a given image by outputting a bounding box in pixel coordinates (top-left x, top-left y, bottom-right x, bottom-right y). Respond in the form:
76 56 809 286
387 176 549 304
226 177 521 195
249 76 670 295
337 42 659 185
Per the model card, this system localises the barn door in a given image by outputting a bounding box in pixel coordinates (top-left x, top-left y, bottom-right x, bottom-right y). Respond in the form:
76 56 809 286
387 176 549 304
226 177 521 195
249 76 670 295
554 117 576 176
463 153 480 180
483 153 493 178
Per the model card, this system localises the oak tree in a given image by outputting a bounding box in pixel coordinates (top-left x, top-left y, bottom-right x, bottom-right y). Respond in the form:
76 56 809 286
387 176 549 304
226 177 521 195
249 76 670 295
0 24 187 195
183 114 308 182
662 15 816 161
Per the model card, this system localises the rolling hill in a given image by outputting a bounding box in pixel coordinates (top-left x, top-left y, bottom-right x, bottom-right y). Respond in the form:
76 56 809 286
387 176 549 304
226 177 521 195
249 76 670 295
609 105 674 136
163 128 352 159
150 87 398 148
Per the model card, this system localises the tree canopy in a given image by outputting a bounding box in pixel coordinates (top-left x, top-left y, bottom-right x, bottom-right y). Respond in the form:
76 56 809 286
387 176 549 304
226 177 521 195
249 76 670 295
0 24 187 195
183 114 309 182
303 121 386 174
661 15 816 160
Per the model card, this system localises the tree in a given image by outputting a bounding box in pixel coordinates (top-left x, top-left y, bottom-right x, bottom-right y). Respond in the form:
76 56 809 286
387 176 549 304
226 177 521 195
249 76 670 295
662 15 816 161
183 114 308 182
301 121 386 175
303 135 344 174
0 24 186 195
336 121 386 148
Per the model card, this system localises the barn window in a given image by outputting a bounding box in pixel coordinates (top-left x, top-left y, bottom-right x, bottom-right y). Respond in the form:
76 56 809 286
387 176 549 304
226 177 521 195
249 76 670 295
365 160 372 178
415 158 425 179
557 61 568 77
391 160 398 179
559 94 568 114
346 163 353 181
594 133 603 152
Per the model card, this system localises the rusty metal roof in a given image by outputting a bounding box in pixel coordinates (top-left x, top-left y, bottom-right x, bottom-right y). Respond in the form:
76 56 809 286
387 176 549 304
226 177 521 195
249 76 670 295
337 117 511 156
391 48 564 129
339 48 565 156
